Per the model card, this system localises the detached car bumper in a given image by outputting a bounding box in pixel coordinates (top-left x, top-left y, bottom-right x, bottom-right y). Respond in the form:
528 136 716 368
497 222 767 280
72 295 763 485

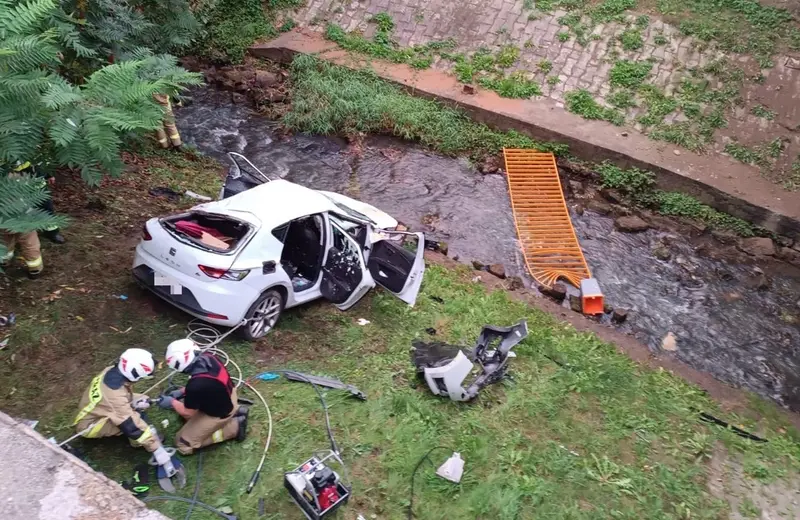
132 246 248 327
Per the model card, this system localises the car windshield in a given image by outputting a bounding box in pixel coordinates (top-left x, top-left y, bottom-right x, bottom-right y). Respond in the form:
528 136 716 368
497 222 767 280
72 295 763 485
322 195 376 225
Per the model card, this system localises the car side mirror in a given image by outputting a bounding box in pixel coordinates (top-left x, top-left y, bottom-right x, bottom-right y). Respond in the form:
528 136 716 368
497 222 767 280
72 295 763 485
262 261 276 274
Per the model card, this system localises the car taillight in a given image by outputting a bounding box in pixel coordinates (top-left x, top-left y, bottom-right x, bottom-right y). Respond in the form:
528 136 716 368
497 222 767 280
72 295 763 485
142 223 152 241
198 265 249 281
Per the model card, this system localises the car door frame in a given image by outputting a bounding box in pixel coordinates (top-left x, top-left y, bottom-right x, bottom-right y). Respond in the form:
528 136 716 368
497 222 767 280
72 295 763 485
364 228 425 306
320 217 376 310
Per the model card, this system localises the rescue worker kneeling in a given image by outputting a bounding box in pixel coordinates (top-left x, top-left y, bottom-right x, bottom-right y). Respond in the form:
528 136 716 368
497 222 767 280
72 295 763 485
74 348 179 477
159 339 248 455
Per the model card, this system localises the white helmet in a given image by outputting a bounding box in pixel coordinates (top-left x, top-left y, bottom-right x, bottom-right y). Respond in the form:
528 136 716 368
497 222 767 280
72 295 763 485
165 339 199 372
118 348 155 382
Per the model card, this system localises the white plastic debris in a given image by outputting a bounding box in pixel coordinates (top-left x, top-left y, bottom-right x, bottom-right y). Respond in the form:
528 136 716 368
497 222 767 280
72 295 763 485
436 452 465 483
184 190 212 201
357 318 371 326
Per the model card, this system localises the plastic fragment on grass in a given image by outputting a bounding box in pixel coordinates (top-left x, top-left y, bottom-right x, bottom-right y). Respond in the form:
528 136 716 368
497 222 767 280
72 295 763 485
256 372 280 381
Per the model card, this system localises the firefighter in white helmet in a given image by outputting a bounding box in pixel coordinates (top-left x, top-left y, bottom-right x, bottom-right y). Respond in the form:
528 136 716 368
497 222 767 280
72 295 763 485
74 348 178 477
158 339 247 455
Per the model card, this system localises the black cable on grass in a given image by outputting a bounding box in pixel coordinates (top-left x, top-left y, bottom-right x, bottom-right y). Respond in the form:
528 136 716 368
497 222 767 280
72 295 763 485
142 496 235 520
408 446 453 520
184 452 203 520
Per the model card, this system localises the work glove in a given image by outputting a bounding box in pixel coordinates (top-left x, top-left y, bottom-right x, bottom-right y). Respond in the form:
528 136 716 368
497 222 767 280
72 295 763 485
153 446 177 478
156 395 174 410
132 397 151 411
167 387 185 400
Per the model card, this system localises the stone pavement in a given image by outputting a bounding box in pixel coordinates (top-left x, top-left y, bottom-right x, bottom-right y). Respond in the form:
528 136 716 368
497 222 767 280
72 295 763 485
0 411 167 520
284 0 800 187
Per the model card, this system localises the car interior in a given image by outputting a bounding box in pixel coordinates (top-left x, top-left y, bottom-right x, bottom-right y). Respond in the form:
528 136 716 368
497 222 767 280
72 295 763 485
274 214 325 292
163 212 250 252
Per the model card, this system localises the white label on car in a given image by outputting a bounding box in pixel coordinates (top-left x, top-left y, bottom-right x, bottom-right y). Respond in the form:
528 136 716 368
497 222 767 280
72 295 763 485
154 273 183 295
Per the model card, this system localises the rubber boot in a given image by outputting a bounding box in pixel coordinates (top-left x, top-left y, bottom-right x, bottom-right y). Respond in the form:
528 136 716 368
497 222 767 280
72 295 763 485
43 229 66 244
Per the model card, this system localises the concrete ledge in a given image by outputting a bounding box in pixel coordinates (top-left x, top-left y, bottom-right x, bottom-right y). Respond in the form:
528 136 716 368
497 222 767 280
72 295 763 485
0 411 168 520
251 31 800 239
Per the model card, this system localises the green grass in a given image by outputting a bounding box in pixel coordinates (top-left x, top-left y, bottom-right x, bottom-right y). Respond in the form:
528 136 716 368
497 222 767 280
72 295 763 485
751 104 775 120
565 89 624 125
619 28 644 51
495 45 520 68
557 31 571 42
609 60 653 89
607 90 636 109
595 162 755 235
547 75 560 86
324 17 457 70
478 72 542 98
654 34 668 45
538 59 553 73
637 85 678 127
725 139 784 168
196 0 303 63
6 251 794 519
283 55 567 158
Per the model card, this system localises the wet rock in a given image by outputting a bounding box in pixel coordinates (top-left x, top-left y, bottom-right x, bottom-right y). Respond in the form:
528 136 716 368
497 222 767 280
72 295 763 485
776 235 794 248
472 260 485 271
425 241 448 256
538 282 567 302
586 200 613 215
746 272 772 291
711 228 739 245
221 68 253 88
255 70 280 88
488 263 506 279
737 237 775 257
614 215 649 233
661 332 677 351
603 303 613 314
777 247 800 267
569 180 585 195
721 292 742 303
600 188 624 204
395 222 409 232
480 155 502 174
437 242 449 256
568 294 582 313
612 308 628 323
652 245 671 261
673 149 681 156
462 84 476 95
714 268 734 281
507 276 524 291
680 218 707 233
675 255 696 274
574 204 585 216
231 92 246 104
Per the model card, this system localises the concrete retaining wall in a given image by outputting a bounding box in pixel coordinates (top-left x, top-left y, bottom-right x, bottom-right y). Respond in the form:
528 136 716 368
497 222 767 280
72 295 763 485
0 411 168 520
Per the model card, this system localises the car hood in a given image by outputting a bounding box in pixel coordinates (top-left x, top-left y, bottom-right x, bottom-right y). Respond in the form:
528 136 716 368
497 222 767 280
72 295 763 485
317 191 398 229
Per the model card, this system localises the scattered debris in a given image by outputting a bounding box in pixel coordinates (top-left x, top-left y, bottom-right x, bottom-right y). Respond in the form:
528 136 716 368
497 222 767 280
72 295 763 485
661 332 677 351
737 237 775 257
462 84 476 95
487 263 506 279
436 452 464 483
614 215 650 233
282 371 367 400
0 312 15 327
184 190 213 201
539 282 567 302
471 275 482 283
356 318 370 326
425 327 437 335
429 296 445 304
580 278 604 315
0 338 9 350
114 294 129 300
568 294 582 313
699 412 767 442
255 372 280 381
412 320 528 401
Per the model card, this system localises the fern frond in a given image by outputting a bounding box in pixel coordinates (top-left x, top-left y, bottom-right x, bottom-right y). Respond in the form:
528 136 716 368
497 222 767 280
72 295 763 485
0 0 57 36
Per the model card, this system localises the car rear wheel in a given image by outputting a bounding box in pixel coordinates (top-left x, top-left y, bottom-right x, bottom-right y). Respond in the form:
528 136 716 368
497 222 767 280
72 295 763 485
241 289 284 340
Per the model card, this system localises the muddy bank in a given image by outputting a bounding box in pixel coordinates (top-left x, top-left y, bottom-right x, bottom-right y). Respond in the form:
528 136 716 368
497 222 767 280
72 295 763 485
174 84 800 412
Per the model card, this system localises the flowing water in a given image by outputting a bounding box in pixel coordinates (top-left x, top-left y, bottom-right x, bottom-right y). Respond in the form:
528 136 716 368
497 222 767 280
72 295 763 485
176 88 800 411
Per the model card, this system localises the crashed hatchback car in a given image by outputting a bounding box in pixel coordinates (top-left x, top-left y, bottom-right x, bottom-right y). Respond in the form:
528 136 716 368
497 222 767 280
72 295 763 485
133 153 425 340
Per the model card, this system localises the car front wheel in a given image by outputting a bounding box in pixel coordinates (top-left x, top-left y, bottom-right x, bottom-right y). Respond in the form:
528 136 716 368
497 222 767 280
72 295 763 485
241 289 284 340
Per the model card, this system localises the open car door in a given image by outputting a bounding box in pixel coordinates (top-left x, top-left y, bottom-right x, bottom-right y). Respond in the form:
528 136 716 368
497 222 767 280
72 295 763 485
366 230 426 306
321 220 376 310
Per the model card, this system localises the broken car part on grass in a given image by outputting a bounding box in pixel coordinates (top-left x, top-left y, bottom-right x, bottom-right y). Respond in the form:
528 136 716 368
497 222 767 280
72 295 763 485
412 320 529 401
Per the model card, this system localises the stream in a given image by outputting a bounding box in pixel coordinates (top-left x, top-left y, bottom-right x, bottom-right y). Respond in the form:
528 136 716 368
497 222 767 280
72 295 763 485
176 88 800 411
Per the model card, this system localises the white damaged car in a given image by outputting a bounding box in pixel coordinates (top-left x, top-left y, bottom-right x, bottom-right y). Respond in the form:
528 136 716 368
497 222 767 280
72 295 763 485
133 154 425 340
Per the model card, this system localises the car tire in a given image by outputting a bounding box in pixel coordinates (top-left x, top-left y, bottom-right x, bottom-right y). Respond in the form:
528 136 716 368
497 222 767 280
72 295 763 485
241 289 284 340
